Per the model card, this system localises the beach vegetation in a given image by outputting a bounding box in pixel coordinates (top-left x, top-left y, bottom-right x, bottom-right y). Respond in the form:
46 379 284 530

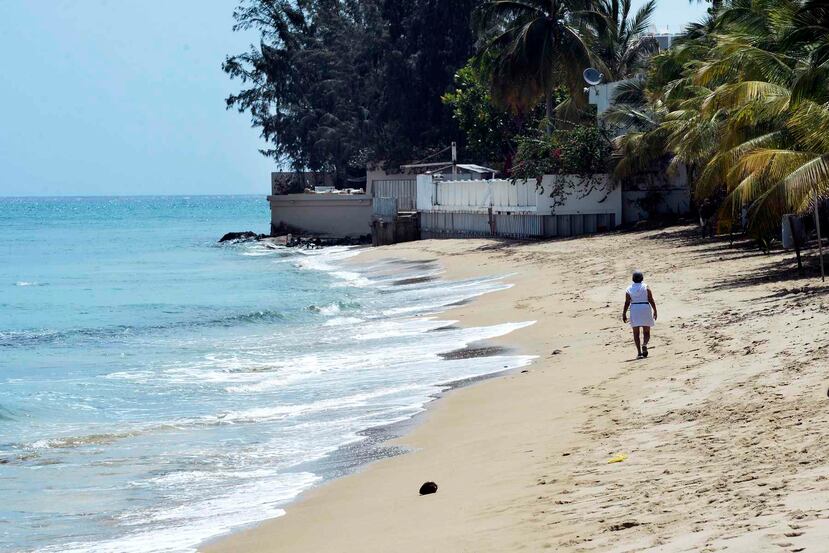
510 123 613 204
472 0 597 133
226 0 668 184
445 0 659 175
224 0 482 186
512 125 612 180
611 0 829 240
589 0 660 81
441 58 543 169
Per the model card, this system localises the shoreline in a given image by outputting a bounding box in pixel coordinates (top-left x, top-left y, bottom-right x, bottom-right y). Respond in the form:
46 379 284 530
273 340 528 520
200 245 538 551
203 227 829 552
201 235 595 552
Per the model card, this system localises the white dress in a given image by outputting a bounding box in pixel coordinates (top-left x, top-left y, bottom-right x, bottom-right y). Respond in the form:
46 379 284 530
627 282 655 327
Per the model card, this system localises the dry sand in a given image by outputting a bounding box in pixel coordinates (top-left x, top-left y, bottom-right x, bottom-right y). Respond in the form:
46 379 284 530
203 225 829 552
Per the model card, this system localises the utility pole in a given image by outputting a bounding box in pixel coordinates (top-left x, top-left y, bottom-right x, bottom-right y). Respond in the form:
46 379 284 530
816 199 825 282
451 141 457 181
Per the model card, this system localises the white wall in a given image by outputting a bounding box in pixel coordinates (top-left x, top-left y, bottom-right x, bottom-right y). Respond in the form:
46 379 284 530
588 81 624 117
542 175 621 224
269 194 372 237
416 174 621 226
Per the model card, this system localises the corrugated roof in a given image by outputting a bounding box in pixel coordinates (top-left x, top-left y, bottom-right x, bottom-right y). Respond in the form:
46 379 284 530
456 164 498 174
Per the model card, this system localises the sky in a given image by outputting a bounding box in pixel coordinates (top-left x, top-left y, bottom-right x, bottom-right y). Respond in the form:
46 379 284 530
0 0 709 197
635 0 710 33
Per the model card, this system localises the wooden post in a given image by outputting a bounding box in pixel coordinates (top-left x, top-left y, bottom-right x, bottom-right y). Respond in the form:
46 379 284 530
815 201 825 282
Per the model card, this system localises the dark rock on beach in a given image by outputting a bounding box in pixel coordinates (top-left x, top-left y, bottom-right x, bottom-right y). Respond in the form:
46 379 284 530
419 481 438 495
219 229 370 248
218 231 265 243
282 234 370 249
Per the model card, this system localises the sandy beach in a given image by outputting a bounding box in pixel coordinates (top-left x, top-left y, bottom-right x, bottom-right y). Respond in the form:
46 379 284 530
203 225 829 552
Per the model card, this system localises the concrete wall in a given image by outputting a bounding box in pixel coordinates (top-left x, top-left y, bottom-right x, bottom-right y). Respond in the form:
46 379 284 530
368 166 495 200
621 165 691 224
546 174 621 225
417 175 542 213
269 194 371 238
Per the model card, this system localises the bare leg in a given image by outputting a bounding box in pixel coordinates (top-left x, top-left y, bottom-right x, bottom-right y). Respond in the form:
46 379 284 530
642 327 650 357
633 327 642 356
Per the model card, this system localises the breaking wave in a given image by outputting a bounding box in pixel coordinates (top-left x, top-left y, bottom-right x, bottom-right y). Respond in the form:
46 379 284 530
0 309 286 348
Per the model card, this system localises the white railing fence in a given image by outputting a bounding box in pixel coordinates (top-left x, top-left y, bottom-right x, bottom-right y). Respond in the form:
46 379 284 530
420 211 617 240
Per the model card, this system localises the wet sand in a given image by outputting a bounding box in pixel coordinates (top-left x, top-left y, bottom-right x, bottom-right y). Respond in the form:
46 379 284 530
203 225 829 552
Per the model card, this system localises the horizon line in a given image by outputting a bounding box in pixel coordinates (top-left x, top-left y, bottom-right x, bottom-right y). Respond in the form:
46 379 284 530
0 193 268 199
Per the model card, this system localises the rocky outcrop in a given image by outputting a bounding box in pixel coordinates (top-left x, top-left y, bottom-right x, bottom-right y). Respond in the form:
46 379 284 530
219 230 370 248
218 231 266 243
280 234 370 249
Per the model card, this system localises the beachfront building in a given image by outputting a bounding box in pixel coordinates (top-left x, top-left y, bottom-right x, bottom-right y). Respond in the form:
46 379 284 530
267 161 499 240
268 173 371 239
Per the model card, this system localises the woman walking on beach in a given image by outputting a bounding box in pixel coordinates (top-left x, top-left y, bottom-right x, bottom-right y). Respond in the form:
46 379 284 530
622 271 657 359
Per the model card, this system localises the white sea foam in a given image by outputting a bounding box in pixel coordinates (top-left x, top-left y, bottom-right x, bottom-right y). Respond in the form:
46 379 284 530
215 383 431 424
292 246 371 286
313 302 342 316
43 472 320 553
26 245 537 553
323 316 364 327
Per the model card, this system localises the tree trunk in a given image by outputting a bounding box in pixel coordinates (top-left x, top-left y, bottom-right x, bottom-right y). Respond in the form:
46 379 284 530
789 215 804 276
545 90 556 135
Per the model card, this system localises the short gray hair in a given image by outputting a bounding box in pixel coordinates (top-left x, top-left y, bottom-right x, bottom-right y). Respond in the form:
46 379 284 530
632 271 644 283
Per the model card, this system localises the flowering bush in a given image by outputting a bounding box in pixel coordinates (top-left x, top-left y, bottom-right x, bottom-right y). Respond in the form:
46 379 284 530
509 124 613 206
511 125 611 180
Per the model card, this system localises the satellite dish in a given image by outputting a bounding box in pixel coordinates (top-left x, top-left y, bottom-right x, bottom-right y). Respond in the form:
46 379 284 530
583 68 603 86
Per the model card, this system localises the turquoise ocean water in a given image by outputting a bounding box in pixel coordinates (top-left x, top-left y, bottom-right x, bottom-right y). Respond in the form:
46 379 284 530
0 196 532 552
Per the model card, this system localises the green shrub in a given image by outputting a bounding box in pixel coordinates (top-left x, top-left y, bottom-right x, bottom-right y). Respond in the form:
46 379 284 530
511 125 611 180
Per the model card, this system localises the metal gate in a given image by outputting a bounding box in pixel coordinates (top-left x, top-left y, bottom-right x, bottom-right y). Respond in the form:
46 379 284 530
371 180 417 211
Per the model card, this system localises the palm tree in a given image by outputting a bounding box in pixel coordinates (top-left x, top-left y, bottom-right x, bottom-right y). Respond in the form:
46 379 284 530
614 0 829 237
474 0 597 132
605 89 672 176
589 0 660 80
691 0 726 14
